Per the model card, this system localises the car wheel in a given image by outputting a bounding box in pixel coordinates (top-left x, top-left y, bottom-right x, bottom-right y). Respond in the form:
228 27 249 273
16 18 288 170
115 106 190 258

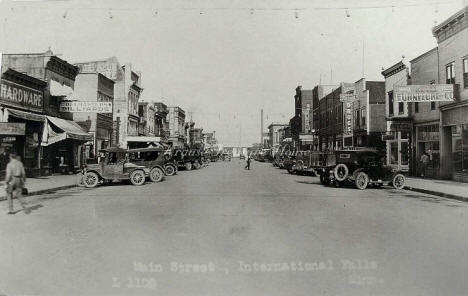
165 164 176 176
355 171 369 190
76 173 85 187
334 163 349 182
150 167 165 182
391 173 406 190
185 162 192 171
84 171 99 188
193 162 201 170
130 170 146 186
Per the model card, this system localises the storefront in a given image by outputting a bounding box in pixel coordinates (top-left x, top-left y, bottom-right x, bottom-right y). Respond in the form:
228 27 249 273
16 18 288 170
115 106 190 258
440 102 468 181
0 70 46 177
41 116 93 174
386 120 412 172
415 123 440 178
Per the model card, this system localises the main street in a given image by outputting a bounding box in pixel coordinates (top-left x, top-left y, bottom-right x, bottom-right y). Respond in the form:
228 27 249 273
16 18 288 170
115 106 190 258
1 161 467 296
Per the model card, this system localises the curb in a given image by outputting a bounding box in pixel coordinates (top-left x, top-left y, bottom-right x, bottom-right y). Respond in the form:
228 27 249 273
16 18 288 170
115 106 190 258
0 184 77 201
404 186 468 202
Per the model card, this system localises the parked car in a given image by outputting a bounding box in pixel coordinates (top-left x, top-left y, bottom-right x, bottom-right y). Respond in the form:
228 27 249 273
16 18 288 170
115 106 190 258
291 151 317 176
127 147 167 182
82 147 150 188
221 152 232 161
314 148 406 190
239 154 246 160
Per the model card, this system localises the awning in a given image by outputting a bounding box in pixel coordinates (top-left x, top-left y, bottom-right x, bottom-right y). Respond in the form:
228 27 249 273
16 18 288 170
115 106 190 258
41 115 92 146
4 108 45 122
127 136 161 143
49 80 74 97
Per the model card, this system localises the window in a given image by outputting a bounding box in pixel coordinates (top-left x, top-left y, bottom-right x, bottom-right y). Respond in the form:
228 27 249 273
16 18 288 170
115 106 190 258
398 102 404 114
446 62 455 84
388 91 394 116
415 102 419 113
431 102 436 110
355 110 360 127
463 58 468 88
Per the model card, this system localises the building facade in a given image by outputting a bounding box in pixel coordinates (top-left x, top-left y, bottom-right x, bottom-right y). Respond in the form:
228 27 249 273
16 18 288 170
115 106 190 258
433 6 468 181
154 102 169 142
72 73 114 160
381 61 411 172
318 85 346 151
267 122 289 152
167 106 186 147
74 57 143 148
2 50 92 174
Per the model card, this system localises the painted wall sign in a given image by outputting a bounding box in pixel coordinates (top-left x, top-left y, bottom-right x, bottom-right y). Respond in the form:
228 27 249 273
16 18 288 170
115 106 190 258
340 93 357 102
394 84 454 102
0 79 43 112
60 101 113 113
0 122 26 135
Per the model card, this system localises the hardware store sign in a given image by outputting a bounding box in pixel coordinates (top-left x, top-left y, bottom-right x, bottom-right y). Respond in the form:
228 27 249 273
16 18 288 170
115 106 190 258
0 80 43 112
394 84 454 102
60 101 113 113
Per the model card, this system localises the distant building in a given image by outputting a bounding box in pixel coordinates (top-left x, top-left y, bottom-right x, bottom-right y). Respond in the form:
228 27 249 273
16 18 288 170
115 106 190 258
154 102 169 142
267 122 289 152
167 106 186 147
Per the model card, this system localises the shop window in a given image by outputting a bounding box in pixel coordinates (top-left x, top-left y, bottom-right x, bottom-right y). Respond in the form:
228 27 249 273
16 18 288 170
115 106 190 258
388 91 394 116
414 102 419 113
463 58 468 88
451 125 468 173
446 62 455 84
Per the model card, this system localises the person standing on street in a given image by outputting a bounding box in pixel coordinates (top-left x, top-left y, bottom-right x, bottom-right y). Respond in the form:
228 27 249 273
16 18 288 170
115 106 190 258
5 153 29 214
244 156 251 170
420 152 429 178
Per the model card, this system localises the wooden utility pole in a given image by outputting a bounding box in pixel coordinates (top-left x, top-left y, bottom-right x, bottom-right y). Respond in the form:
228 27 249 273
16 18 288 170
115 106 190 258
260 109 264 148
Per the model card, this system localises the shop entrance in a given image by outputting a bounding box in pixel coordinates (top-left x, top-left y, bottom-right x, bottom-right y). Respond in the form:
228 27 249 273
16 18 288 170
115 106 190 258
387 132 410 171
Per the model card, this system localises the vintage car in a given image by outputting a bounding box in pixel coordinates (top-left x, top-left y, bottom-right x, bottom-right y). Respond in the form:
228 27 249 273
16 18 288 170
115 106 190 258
127 147 168 182
291 151 317 176
221 152 232 161
313 148 406 190
239 154 246 160
171 148 204 170
82 147 150 188
283 156 296 173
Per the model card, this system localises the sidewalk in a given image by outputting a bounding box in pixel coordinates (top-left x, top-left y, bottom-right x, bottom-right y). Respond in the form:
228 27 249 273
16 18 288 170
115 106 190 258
0 174 78 201
405 177 468 202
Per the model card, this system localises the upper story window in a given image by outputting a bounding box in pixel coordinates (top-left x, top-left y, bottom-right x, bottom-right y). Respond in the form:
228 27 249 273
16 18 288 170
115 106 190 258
446 62 455 84
463 58 468 88
414 102 419 113
398 102 404 115
388 91 394 116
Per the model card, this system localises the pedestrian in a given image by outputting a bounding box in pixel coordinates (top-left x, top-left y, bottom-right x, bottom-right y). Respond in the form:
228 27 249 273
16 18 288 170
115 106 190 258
5 152 29 214
420 151 429 178
244 156 251 170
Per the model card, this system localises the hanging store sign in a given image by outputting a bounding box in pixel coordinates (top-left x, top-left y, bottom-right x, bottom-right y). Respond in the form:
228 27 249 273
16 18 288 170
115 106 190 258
0 79 43 112
340 93 356 102
394 84 454 102
59 101 113 113
343 101 353 135
0 122 26 135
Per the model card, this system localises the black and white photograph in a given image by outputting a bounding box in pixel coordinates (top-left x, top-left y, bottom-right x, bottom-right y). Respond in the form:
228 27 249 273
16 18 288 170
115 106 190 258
0 0 467 295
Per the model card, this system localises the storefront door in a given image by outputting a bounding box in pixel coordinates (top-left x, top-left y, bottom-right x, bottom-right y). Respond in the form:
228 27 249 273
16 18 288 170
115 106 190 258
387 132 410 171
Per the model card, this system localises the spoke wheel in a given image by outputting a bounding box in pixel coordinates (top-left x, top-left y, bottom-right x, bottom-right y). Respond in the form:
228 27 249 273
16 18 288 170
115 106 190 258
185 162 192 171
165 165 176 176
355 171 369 190
391 173 406 190
334 163 349 182
130 170 145 186
150 167 165 182
193 162 201 170
84 172 99 188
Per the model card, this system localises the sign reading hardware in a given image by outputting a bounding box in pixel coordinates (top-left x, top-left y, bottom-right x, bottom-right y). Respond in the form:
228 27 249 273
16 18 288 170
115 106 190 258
394 84 454 102
0 80 43 112
0 123 26 135
60 101 113 113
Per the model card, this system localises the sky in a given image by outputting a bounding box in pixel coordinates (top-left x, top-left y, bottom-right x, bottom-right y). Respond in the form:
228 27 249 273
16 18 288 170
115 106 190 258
0 0 466 146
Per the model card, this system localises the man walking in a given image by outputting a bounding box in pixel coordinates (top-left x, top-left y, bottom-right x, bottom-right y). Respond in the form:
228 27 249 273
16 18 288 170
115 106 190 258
420 152 429 178
5 153 29 214
244 156 251 170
